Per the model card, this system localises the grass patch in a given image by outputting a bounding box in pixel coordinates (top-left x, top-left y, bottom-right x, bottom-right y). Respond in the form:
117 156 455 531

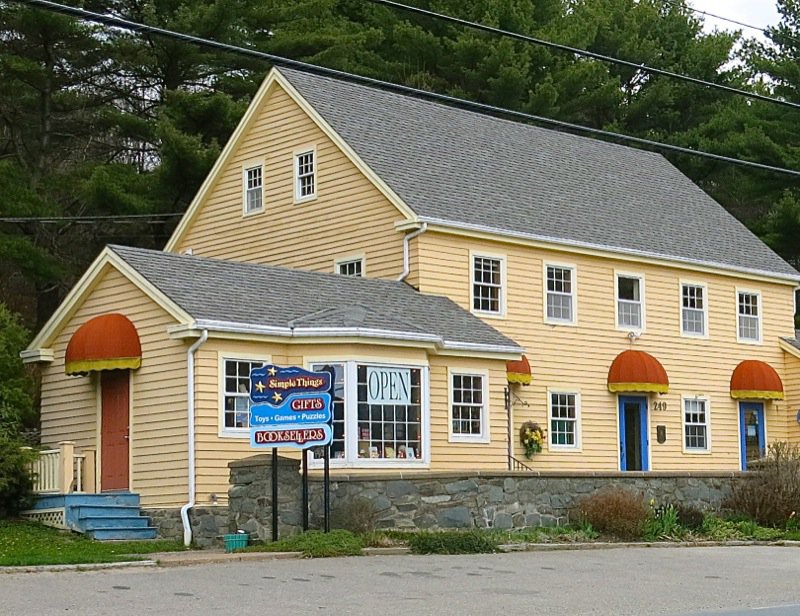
244 529 363 558
0 519 186 567
408 530 499 555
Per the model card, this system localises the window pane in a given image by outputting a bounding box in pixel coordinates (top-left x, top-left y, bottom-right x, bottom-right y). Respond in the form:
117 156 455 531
223 359 264 429
310 363 345 460
472 257 501 313
684 399 708 450
549 393 577 446
357 365 422 460
451 373 484 436
618 277 639 301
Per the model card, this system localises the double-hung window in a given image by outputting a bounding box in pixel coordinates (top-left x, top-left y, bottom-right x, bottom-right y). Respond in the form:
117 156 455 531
472 255 503 315
737 291 761 343
295 150 316 201
243 165 263 214
617 274 643 330
545 264 576 324
222 359 265 431
683 398 709 451
310 362 426 465
549 391 579 448
450 371 488 441
681 283 707 336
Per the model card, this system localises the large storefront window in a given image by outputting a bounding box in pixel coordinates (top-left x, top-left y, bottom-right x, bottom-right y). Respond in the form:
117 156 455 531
311 362 426 464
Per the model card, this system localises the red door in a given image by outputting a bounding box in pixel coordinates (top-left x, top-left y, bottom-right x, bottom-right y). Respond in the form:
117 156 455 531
101 370 129 491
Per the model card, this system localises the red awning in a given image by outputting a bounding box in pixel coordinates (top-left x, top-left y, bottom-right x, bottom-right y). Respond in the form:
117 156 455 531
730 360 784 400
506 355 532 385
65 313 141 375
607 350 669 394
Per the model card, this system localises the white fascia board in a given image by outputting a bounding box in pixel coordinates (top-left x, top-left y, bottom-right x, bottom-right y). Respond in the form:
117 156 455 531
20 348 54 364
439 340 524 356
420 217 800 285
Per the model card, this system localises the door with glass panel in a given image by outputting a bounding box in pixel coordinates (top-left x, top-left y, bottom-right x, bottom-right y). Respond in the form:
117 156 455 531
739 402 765 470
618 396 648 471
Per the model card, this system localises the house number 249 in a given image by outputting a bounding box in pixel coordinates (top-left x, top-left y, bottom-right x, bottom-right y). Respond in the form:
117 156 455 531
652 401 668 412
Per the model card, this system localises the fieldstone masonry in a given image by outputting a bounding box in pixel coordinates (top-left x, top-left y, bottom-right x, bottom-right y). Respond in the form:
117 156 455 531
148 506 229 548
229 454 740 540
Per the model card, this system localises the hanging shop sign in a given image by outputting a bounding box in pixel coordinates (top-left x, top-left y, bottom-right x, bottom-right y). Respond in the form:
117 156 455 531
249 365 333 449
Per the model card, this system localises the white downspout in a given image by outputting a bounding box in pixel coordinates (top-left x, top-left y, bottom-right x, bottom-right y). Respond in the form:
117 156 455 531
397 223 428 282
181 329 208 547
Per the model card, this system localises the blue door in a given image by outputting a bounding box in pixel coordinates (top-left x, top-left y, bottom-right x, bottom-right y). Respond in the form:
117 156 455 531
739 402 766 470
619 396 649 471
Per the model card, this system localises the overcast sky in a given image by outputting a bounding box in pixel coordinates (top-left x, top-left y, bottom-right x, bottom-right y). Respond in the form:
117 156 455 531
689 1 782 39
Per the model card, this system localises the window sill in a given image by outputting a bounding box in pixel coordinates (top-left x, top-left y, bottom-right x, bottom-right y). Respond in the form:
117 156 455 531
448 435 490 444
472 309 505 319
219 430 250 439
242 207 265 218
293 194 317 205
544 319 577 327
682 448 712 455
736 337 762 346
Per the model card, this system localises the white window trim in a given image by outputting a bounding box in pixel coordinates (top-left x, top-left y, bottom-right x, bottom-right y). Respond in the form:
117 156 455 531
293 146 317 203
681 395 711 454
614 270 646 333
334 254 366 277
679 280 709 339
547 389 581 451
303 358 431 469
218 353 271 438
735 287 762 345
543 262 578 326
241 161 264 216
469 250 506 319
447 367 491 444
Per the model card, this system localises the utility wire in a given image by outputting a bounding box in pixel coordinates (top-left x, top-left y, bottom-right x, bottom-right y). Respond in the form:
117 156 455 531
366 0 800 111
674 0 800 49
1 213 183 223
14 0 800 179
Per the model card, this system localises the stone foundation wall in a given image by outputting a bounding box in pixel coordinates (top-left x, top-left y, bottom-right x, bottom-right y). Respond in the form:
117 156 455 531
147 506 229 548
229 455 740 540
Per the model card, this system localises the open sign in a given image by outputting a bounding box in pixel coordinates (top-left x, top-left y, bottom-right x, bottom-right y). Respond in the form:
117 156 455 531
366 367 411 405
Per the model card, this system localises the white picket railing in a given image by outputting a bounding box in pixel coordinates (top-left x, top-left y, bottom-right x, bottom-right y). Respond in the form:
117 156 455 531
29 441 96 494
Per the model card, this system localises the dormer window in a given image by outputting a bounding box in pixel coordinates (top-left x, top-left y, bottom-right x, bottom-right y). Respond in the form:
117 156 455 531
243 165 263 214
295 149 316 201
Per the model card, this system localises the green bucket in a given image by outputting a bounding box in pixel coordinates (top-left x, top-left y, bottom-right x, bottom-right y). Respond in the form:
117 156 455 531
224 533 249 552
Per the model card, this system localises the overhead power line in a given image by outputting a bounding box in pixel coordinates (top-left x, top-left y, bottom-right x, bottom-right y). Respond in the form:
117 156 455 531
14 0 800 180
1 213 183 223
366 0 800 111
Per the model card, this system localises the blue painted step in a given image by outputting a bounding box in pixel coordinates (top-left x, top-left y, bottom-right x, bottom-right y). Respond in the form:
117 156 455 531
89 527 157 541
79 515 151 530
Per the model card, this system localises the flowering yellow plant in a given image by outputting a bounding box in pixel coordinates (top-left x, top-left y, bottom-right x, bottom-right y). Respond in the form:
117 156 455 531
520 421 544 459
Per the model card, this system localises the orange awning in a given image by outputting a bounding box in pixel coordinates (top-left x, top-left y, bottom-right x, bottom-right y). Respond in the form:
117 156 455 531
65 313 141 375
730 360 783 400
607 350 669 394
506 355 532 385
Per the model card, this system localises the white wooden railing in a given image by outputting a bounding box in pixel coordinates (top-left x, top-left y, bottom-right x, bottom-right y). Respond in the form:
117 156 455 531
29 441 97 494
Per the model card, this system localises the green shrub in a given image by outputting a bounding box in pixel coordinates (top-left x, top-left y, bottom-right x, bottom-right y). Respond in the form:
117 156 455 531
252 530 363 558
574 488 649 541
644 503 682 541
331 497 377 534
0 433 37 518
723 442 800 527
408 530 499 554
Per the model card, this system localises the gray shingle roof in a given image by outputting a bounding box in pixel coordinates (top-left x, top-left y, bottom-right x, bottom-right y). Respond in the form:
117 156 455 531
110 245 520 352
279 68 799 280
784 331 800 352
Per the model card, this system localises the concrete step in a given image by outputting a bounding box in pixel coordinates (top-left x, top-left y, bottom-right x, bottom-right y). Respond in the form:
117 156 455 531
88 527 157 541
